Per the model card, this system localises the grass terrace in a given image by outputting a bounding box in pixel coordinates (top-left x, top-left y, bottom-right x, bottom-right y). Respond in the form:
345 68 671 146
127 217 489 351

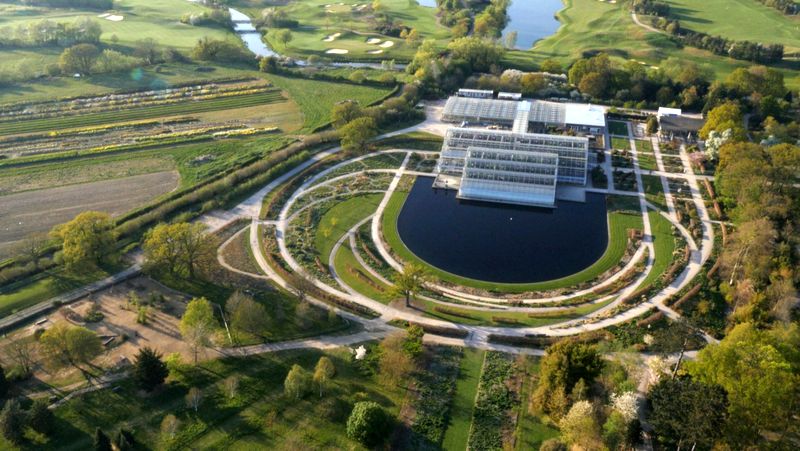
442 348 485 451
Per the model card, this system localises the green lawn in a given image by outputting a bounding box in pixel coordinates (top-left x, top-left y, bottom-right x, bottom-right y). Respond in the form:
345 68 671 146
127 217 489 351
514 358 559 450
0 0 232 50
442 348 485 451
0 90 285 136
515 0 800 89
636 139 653 152
314 194 384 266
0 266 116 318
262 0 451 62
333 242 394 303
640 211 677 288
22 347 406 450
637 152 658 171
373 131 444 151
642 174 668 211
264 73 395 132
608 121 629 136
664 0 800 52
382 186 644 293
611 137 631 150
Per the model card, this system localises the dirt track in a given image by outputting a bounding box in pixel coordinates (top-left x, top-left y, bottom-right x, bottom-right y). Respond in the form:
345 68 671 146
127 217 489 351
0 171 179 258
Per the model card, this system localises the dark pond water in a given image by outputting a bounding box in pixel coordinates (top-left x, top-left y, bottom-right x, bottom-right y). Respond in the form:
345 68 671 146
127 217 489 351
396 177 608 283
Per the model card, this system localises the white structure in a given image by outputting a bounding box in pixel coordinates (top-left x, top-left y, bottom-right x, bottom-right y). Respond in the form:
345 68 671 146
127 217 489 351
434 128 589 207
442 96 606 135
657 107 682 117
457 88 494 99
498 92 523 101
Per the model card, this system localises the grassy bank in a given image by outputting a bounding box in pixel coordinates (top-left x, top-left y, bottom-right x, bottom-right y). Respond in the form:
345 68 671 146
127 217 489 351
442 348 485 451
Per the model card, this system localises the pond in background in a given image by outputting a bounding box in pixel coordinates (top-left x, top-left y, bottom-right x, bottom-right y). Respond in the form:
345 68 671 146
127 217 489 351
396 177 609 283
503 0 564 50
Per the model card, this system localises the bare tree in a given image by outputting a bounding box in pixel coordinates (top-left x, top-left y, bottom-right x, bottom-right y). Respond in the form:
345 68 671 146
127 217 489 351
185 387 202 413
223 375 240 399
7 338 35 377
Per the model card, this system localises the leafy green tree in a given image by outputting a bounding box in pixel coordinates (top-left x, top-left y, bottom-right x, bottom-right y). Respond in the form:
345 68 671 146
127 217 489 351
59 43 100 74
649 377 727 449
28 399 54 436
284 364 311 400
39 322 103 373
339 116 377 155
533 339 603 419
699 102 745 140
133 38 160 65
0 399 24 445
389 263 428 307
0 366 7 399
346 401 390 446
578 72 607 98
646 115 659 135
133 347 169 392
687 323 799 445
559 400 603 450
50 211 117 269
540 58 563 74
94 427 111 451
313 356 336 397
446 37 504 72
143 222 214 279
272 29 293 48
225 292 268 343
332 100 364 129
179 298 216 363
402 324 424 358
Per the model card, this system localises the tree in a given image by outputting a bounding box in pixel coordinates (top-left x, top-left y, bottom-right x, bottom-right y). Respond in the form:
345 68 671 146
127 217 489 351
50 211 117 269
160 414 180 442
0 399 24 445
646 115 659 135
578 72 608 99
559 400 603 449
179 297 216 363
446 37 504 72
223 375 240 399
143 222 215 279
504 30 518 49
649 377 727 449
540 58 563 74
284 364 311 400
339 116 377 155
403 324 424 358
699 102 745 140
59 43 100 74
272 29 293 48
346 401 390 447
133 347 169 392
114 428 134 450
687 322 799 445
0 366 7 399
39 322 103 373
28 399 54 436
133 38 160 65
389 263 428 307
348 70 366 84
404 28 420 46
225 292 268 343
185 387 203 412
332 100 364 129
520 73 546 95
94 428 112 451
313 356 336 397
533 339 603 419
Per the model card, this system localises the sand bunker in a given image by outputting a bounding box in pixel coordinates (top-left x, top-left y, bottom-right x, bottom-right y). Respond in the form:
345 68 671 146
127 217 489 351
326 48 349 54
323 32 342 42
366 38 381 44
367 49 384 54
97 13 109 18
379 40 395 48
105 14 124 22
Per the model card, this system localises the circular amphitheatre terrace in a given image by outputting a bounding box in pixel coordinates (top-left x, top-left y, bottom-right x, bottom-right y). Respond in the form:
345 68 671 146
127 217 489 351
247 132 714 343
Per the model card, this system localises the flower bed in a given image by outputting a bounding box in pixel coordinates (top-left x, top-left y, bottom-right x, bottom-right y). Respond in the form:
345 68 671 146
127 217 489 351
468 352 516 451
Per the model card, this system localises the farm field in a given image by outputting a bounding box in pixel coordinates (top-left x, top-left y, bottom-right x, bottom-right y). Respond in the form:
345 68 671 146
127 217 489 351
262 0 451 62
664 0 800 52
517 0 800 89
0 171 178 258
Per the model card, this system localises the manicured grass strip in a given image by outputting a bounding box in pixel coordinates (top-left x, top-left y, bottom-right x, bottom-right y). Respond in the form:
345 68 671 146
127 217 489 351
642 175 668 212
0 266 115 318
315 194 384 265
635 139 653 152
374 131 444 151
442 348 485 451
0 91 285 136
514 357 559 450
608 121 629 136
264 73 395 132
611 136 631 150
382 189 644 293
640 211 676 288
333 242 393 303
637 152 658 171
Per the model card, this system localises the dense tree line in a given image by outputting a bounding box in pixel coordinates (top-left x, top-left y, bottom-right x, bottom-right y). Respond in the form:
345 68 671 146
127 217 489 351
631 0 670 17
473 0 509 39
754 0 799 15
0 17 101 49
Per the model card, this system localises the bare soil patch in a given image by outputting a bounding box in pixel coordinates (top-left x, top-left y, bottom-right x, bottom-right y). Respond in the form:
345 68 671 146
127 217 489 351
0 171 179 258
